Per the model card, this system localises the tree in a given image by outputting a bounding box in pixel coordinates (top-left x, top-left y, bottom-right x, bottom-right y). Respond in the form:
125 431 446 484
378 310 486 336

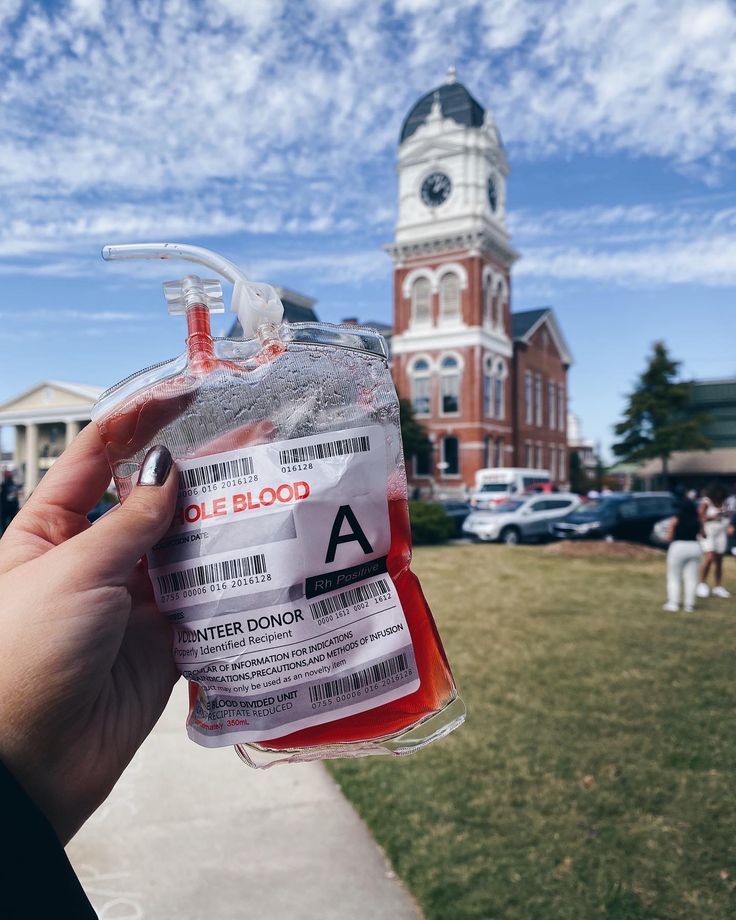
594 442 605 491
612 341 711 482
569 450 589 494
399 398 431 467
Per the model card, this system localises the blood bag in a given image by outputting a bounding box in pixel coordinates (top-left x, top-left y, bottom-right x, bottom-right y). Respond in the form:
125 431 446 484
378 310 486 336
93 243 465 767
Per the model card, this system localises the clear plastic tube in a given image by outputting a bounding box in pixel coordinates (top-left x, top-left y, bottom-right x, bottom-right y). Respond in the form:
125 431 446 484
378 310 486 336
102 242 248 287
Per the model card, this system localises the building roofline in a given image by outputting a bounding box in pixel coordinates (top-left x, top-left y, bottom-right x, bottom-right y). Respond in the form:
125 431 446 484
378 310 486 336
690 376 736 386
512 308 574 367
0 379 103 413
274 286 316 309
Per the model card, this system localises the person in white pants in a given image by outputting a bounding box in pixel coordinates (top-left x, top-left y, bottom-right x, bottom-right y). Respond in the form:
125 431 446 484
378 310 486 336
663 499 703 613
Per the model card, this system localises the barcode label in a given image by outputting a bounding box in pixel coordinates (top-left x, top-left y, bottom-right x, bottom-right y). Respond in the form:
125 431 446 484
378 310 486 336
156 553 267 594
278 435 370 466
308 653 409 704
309 578 392 619
179 456 255 489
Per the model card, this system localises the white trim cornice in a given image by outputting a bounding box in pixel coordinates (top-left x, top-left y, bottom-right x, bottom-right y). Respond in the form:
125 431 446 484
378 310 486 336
385 228 519 266
0 407 93 425
393 325 513 357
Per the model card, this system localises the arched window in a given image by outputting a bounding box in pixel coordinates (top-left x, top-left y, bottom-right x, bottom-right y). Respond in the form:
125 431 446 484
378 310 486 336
548 381 557 430
535 375 543 426
439 273 460 322
492 279 507 328
410 357 431 416
494 360 506 419
483 275 494 325
411 278 431 325
440 355 460 414
495 438 504 468
483 354 495 418
558 384 566 432
442 436 459 476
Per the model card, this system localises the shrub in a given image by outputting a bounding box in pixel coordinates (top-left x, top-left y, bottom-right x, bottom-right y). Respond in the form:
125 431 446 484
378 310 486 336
409 501 455 545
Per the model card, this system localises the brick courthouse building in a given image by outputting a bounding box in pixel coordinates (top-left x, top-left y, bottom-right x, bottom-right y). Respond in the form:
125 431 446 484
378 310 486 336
387 70 572 493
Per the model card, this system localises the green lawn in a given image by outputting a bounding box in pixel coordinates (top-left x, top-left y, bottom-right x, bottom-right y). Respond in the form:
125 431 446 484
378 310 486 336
328 544 736 919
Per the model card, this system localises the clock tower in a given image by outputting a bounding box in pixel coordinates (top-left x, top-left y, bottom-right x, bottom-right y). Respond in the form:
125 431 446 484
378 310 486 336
388 68 519 493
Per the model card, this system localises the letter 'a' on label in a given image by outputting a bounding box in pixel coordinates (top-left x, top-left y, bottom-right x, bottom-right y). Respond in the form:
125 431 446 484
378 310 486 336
148 426 421 746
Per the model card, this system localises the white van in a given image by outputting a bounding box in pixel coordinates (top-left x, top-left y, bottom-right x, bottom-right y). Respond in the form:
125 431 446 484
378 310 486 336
470 468 551 511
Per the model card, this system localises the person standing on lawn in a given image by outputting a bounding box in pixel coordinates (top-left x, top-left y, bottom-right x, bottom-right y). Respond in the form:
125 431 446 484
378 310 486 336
696 484 731 599
663 496 703 613
0 470 19 533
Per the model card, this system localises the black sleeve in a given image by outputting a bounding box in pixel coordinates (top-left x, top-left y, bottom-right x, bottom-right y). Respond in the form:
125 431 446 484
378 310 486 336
0 759 97 918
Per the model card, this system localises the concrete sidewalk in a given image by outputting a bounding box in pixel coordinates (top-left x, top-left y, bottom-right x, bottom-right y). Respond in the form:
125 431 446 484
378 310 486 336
67 682 422 919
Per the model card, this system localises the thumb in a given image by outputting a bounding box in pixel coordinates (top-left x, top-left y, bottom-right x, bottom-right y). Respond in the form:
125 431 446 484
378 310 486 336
63 446 178 585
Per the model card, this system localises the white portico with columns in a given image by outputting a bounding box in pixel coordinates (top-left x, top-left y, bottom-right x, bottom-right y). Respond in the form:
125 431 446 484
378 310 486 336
0 381 102 496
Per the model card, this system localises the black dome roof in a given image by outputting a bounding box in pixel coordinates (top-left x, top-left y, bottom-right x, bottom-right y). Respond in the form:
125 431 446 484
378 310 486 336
400 81 485 143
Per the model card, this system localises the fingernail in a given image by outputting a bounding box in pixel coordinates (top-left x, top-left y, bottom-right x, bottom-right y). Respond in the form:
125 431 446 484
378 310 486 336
138 445 173 486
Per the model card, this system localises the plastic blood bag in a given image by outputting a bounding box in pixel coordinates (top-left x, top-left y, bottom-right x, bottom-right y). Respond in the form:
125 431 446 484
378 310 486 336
93 242 465 767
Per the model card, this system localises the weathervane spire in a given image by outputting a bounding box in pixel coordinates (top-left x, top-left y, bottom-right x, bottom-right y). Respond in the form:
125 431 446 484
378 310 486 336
446 63 457 84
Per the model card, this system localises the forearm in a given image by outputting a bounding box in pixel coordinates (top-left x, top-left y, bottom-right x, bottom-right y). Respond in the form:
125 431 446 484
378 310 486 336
0 758 96 917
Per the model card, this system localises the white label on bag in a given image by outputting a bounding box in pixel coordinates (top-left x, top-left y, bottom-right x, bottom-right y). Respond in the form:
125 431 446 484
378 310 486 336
147 425 419 746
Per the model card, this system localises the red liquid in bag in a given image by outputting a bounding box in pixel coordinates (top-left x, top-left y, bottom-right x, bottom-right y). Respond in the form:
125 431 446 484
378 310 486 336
239 497 456 752
98 297 459 760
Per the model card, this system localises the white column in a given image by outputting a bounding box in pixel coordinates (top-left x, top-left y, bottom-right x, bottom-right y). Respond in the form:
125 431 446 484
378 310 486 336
65 419 80 449
14 426 24 473
25 423 39 494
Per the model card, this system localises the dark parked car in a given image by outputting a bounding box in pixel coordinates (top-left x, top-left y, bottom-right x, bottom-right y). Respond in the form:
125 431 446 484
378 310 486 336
551 492 677 544
437 500 472 537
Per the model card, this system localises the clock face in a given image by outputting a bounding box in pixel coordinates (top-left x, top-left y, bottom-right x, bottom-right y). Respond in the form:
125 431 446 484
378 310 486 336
421 172 452 208
488 176 498 212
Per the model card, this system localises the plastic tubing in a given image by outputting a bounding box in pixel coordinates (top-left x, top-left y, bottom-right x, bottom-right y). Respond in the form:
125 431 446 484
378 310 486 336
101 243 249 287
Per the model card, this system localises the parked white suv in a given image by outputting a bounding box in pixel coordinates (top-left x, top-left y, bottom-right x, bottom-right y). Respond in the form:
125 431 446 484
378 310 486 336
462 493 581 545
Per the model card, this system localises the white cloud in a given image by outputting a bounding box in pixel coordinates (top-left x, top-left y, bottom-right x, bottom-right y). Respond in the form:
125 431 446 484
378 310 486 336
491 0 736 166
518 234 736 287
0 0 734 281
511 200 736 286
512 201 736 242
248 250 388 286
0 308 145 321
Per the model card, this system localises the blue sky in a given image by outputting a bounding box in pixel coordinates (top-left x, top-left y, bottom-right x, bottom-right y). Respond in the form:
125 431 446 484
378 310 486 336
1 0 735 458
